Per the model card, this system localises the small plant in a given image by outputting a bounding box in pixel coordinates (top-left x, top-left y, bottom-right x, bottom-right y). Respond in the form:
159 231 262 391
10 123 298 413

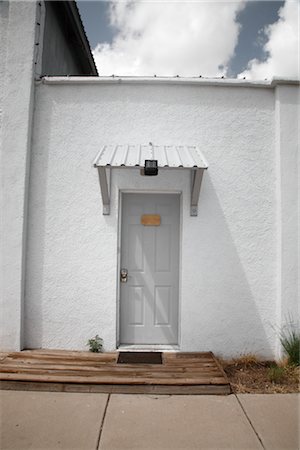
268 365 286 384
87 335 103 353
280 322 299 366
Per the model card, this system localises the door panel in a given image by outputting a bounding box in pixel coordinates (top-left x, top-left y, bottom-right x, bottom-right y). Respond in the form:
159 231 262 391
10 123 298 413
120 193 180 345
128 286 144 325
154 286 171 325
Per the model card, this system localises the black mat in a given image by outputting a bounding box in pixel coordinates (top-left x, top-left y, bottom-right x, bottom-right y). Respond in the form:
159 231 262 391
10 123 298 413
117 352 162 364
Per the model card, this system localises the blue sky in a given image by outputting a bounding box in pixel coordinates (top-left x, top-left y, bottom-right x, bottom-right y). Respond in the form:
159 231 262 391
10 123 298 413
77 1 299 79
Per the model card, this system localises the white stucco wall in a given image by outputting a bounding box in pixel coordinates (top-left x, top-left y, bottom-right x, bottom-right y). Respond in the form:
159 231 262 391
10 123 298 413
22 78 299 359
275 85 299 356
0 2 37 350
0 2 9 108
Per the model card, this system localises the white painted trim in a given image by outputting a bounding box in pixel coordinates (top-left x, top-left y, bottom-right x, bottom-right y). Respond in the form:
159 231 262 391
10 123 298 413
116 190 123 349
120 189 183 195
41 76 300 88
118 345 180 352
178 192 183 350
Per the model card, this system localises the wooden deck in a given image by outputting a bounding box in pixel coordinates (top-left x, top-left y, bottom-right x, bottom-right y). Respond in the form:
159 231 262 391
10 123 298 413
0 350 231 395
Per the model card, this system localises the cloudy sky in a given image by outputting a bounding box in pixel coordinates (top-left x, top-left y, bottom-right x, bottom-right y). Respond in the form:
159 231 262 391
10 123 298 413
77 0 299 79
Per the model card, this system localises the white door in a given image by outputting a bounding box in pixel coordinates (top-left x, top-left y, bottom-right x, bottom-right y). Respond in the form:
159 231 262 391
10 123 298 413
120 193 180 345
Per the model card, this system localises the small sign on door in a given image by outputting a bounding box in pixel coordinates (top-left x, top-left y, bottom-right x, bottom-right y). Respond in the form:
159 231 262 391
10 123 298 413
141 214 161 226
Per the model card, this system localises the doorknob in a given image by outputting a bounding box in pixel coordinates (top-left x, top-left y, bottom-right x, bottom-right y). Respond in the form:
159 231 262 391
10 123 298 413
120 268 128 283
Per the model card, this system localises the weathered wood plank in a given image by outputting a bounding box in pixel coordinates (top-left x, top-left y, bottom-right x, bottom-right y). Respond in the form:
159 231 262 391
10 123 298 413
164 352 213 359
0 380 65 392
0 372 228 385
0 380 231 395
87 384 231 395
0 358 221 370
7 351 117 362
164 356 213 361
0 369 225 382
0 353 9 362
210 352 229 378
0 363 222 376
0 350 230 394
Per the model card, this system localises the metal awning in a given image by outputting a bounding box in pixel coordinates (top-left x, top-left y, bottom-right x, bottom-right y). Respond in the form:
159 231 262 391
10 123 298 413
93 144 208 216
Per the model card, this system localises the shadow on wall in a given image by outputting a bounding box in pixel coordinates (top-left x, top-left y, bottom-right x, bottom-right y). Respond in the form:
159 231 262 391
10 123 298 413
23 106 53 349
182 174 275 359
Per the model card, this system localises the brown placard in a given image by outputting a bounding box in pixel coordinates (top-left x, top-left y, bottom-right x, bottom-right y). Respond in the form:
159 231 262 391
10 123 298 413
141 214 161 226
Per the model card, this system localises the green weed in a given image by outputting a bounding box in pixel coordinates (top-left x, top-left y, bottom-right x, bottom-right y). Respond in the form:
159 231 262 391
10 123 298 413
268 365 286 384
280 324 299 366
87 334 103 353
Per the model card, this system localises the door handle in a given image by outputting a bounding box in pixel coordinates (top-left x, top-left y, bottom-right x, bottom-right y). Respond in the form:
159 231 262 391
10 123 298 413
120 268 128 283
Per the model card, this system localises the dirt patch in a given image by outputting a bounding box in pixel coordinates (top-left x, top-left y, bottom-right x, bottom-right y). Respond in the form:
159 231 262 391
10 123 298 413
222 359 299 394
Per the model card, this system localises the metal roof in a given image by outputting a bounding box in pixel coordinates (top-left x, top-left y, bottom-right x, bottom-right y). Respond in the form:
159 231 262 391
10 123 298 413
93 144 208 169
42 1 98 76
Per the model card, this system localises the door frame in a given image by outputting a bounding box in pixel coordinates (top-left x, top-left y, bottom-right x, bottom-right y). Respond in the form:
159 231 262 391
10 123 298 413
116 189 183 350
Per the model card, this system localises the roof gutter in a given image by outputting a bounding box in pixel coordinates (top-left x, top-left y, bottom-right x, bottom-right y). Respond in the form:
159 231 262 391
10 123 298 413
41 76 299 88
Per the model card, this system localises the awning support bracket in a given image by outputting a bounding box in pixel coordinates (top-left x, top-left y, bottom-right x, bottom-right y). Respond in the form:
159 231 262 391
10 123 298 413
97 167 111 215
97 166 205 216
190 168 204 216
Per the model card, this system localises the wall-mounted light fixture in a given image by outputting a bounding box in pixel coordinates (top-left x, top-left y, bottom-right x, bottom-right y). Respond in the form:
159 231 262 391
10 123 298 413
144 160 158 176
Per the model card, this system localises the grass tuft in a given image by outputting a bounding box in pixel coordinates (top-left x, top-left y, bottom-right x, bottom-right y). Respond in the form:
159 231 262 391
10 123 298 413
280 325 300 366
268 365 286 384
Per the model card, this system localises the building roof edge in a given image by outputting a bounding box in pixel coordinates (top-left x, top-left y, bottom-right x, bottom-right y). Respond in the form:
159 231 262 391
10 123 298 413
41 76 299 87
63 1 98 76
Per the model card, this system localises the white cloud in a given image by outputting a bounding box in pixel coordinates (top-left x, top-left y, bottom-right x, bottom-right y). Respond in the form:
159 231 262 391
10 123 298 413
93 1 246 77
238 0 299 80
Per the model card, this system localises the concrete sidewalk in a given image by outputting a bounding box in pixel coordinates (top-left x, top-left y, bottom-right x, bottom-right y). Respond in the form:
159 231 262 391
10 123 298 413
0 391 299 450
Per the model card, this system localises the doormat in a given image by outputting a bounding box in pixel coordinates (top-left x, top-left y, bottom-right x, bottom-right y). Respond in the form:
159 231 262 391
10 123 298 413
117 352 163 364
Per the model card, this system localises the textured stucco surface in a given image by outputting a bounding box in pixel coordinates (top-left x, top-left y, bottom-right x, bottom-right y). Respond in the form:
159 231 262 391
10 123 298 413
0 2 98 352
0 2 37 350
0 2 9 108
275 86 299 353
21 81 298 359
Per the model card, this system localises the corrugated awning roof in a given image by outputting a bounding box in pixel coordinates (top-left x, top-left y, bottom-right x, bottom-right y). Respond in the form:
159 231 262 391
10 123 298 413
93 144 208 169
93 144 208 216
